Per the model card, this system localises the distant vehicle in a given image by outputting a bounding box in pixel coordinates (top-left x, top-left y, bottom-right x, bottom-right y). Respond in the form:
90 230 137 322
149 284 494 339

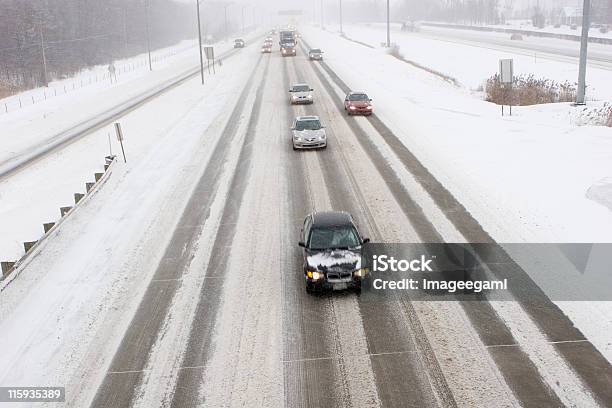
510 33 523 40
280 41 297 56
291 116 326 150
261 45 272 53
344 92 373 116
289 83 314 105
299 211 370 293
308 48 323 61
233 39 245 48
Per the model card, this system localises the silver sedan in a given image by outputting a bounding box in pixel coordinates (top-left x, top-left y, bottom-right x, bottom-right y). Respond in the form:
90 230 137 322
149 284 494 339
292 116 327 150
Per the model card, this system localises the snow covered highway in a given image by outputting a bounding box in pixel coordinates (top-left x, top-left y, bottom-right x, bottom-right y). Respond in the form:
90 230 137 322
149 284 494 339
1 22 612 408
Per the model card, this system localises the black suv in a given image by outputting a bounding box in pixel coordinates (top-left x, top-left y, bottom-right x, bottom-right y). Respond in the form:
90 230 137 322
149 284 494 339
299 211 370 293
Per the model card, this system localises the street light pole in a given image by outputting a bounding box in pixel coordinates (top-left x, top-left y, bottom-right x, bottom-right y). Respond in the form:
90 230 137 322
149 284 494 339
339 0 343 34
224 5 229 40
576 0 591 105
386 0 391 47
196 0 205 85
145 0 152 71
241 6 245 34
321 0 324 29
38 23 48 87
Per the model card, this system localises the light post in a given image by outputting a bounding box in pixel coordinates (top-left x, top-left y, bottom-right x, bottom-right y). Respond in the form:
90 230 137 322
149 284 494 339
576 0 591 105
386 0 390 48
144 0 152 71
339 0 343 34
196 0 205 85
321 0 324 29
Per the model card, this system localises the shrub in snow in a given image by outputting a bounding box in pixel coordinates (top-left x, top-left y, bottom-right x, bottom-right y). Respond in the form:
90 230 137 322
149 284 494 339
485 74 576 106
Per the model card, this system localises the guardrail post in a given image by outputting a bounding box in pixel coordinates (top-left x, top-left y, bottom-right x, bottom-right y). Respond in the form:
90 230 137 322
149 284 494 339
60 206 72 217
1 262 15 276
23 241 37 253
43 222 55 233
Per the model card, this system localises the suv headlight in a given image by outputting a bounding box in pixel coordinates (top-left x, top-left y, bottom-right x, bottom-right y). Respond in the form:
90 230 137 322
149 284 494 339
354 268 369 278
307 270 324 281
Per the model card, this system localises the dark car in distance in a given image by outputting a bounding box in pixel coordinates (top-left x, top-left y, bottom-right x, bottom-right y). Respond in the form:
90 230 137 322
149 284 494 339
308 48 323 61
299 211 370 293
234 39 245 48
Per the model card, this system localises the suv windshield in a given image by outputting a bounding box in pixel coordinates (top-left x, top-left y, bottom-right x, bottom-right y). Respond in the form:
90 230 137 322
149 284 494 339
292 85 310 92
349 93 369 101
295 119 321 131
310 49 321 53
308 226 360 250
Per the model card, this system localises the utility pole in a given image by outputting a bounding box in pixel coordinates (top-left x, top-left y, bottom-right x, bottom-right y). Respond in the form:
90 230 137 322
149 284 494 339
321 0 324 29
196 0 205 85
241 6 245 34
386 0 391 47
145 0 152 71
339 0 343 34
224 5 229 39
39 22 48 87
576 0 591 105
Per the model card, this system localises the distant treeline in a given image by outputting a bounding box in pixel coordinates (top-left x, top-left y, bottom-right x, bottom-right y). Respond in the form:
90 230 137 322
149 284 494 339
0 0 197 95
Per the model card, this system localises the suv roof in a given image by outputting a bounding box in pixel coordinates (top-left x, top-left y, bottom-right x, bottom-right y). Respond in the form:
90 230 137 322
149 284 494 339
311 211 353 228
296 115 319 121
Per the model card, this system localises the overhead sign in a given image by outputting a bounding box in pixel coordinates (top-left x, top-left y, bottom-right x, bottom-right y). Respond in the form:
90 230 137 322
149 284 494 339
204 46 214 61
499 59 513 84
278 10 303 16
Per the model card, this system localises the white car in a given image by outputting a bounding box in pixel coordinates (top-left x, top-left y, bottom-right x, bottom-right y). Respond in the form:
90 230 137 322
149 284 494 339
289 83 314 105
292 116 327 150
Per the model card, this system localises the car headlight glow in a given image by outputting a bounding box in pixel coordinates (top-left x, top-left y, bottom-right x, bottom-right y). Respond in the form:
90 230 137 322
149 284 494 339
349 106 356 110
307 95 313 99
312 271 324 280
354 268 369 278
367 105 373 110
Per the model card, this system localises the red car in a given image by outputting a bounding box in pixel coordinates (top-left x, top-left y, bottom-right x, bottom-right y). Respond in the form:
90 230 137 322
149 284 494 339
344 92 373 116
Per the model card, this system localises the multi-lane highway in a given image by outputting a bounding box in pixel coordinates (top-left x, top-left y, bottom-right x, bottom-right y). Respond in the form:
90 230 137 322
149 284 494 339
1 33 611 407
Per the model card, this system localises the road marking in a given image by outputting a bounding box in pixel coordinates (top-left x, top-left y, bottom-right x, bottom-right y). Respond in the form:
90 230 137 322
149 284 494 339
282 350 419 364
